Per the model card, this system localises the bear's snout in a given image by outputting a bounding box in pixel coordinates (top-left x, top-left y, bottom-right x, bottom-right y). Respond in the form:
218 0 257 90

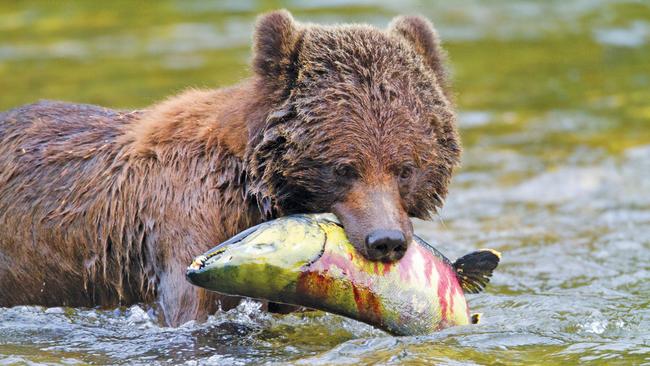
365 229 408 262
332 179 413 263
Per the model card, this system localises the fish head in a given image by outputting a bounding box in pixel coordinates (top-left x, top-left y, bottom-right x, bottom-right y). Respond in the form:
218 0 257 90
185 215 329 297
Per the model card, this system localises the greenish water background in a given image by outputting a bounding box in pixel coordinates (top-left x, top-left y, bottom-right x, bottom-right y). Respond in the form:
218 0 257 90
1 1 649 365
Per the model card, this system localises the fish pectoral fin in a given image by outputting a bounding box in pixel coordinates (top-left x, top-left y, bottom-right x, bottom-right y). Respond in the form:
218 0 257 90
453 248 501 294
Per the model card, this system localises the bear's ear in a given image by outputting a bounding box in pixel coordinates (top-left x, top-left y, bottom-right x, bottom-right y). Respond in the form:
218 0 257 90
252 10 301 88
388 16 449 90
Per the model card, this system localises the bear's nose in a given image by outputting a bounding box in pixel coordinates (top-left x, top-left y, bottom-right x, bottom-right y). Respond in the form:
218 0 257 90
364 229 407 262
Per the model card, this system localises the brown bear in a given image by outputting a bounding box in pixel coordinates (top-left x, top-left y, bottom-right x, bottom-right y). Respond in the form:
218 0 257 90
0 10 460 326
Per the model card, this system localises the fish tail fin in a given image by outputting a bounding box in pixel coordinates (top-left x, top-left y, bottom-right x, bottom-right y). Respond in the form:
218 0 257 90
453 249 501 294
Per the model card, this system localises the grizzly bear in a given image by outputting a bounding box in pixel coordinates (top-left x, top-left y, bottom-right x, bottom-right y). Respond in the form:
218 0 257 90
0 10 460 326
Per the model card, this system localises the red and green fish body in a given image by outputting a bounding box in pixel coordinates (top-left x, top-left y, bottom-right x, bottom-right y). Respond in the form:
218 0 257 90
296 221 470 334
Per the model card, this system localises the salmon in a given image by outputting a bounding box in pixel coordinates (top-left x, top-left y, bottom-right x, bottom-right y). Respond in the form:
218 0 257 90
186 214 500 335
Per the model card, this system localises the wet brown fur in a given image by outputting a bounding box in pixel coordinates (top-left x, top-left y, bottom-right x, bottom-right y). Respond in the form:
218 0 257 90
0 11 460 325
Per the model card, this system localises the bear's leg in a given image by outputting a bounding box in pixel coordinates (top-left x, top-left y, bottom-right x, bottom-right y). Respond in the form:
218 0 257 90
157 261 213 326
156 260 245 326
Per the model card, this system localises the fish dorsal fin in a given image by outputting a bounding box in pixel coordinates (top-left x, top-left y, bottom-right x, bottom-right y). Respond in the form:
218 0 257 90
453 249 501 294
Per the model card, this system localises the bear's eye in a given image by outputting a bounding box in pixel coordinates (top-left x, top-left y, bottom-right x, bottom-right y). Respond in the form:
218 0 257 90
398 165 414 181
334 164 358 180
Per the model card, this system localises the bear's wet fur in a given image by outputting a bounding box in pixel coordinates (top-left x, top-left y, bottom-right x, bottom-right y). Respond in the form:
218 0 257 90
0 10 460 326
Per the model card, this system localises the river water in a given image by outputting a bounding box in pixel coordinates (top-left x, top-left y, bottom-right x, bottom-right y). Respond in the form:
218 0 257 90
1 1 649 365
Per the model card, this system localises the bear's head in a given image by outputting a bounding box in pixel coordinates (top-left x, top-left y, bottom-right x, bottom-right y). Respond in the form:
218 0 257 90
246 10 460 262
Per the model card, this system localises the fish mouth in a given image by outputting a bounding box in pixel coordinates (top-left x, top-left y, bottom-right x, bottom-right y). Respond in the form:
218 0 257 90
186 254 213 286
188 255 209 271
185 223 261 283
186 245 235 287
